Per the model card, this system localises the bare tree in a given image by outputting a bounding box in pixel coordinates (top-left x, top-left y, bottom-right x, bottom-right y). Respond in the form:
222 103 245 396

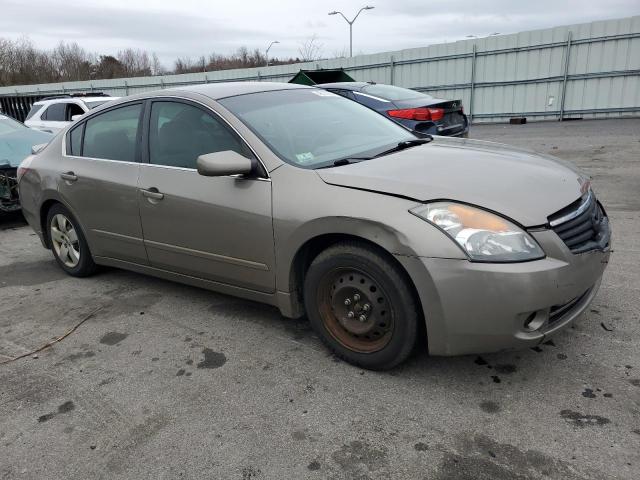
0 35 303 87
52 42 93 81
150 53 164 76
174 56 195 74
92 55 125 79
0 36 57 86
298 34 324 62
117 48 152 77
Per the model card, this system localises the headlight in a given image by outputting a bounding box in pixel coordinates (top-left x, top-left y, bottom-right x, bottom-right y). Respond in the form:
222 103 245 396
410 202 545 262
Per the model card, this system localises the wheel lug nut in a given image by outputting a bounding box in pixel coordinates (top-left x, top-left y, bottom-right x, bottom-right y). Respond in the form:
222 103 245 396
344 299 351 306
353 294 360 301
363 304 371 312
347 311 355 318
358 315 367 322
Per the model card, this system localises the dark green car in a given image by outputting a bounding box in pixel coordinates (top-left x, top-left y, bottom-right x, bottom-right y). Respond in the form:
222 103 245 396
0 114 52 212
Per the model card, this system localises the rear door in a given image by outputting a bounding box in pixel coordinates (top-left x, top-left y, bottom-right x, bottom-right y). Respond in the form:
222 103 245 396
57 102 147 264
137 98 275 292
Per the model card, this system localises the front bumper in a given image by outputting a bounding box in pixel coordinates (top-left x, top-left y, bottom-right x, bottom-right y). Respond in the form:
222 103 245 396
395 229 610 356
0 168 20 213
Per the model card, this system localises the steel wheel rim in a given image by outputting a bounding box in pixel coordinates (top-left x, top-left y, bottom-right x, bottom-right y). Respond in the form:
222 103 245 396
50 214 80 268
317 267 394 353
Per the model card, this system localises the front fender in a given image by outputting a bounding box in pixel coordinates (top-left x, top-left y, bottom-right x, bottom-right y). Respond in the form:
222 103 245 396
271 165 465 293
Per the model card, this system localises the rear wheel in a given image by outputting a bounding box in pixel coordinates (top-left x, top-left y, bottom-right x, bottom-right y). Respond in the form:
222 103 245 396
304 242 420 370
46 203 96 277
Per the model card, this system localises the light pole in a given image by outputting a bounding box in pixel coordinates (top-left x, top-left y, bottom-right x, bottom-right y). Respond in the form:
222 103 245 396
265 40 280 66
328 6 374 57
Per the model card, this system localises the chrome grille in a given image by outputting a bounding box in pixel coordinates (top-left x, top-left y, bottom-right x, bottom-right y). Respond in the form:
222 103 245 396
549 191 610 254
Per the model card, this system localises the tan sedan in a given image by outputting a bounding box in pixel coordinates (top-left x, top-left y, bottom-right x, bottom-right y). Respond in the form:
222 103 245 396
18 82 611 369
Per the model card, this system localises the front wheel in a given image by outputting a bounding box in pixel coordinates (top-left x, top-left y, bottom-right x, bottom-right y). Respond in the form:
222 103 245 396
303 242 420 370
46 203 97 277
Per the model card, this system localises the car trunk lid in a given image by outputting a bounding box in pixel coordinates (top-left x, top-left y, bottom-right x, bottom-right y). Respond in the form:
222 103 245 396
393 98 466 134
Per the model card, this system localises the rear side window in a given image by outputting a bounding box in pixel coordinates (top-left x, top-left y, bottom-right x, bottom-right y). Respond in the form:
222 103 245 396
25 104 43 121
42 103 66 121
82 103 142 162
66 103 85 121
327 89 354 100
148 101 250 169
68 124 83 156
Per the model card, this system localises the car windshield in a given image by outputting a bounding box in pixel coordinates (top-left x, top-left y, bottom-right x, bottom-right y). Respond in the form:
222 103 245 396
0 115 26 135
361 84 434 101
219 89 416 168
84 100 112 109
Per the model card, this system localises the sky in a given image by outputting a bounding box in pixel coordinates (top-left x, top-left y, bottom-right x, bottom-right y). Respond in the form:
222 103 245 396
1 0 638 67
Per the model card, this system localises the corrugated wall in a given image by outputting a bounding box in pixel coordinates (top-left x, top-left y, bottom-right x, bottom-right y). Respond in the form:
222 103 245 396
1 15 639 123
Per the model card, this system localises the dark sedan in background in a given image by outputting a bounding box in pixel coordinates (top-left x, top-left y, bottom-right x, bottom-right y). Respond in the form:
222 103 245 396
318 82 469 137
0 114 52 212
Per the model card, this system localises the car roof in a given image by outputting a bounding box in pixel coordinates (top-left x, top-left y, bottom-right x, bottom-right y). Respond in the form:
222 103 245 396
316 82 371 91
167 81 311 100
33 96 119 105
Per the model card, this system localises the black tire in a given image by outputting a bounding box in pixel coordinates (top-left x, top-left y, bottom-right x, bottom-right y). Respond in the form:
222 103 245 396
46 203 97 277
303 241 420 370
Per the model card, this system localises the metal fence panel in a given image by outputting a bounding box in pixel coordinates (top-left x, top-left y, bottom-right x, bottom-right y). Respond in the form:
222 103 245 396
1 15 639 123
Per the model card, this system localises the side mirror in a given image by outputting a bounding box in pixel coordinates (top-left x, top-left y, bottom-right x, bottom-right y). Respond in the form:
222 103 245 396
71 115 82 122
197 151 253 177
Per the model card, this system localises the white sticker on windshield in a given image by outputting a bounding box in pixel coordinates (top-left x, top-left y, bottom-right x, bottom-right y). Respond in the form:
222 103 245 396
295 152 315 163
311 90 335 97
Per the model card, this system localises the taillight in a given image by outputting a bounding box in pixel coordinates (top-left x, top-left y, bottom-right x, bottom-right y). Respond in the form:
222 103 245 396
428 108 445 121
387 107 445 122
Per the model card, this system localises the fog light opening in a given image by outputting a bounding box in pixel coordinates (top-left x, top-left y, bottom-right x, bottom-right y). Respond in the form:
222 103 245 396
523 311 545 332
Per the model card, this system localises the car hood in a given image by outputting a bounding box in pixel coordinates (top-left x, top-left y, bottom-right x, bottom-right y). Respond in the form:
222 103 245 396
0 129 52 168
316 137 587 227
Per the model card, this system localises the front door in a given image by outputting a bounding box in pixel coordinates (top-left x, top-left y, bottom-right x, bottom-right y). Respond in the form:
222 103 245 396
57 102 147 264
137 99 275 292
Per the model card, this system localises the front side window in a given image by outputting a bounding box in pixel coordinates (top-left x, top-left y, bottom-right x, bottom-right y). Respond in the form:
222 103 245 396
82 103 141 162
42 103 66 121
148 101 249 169
219 89 415 169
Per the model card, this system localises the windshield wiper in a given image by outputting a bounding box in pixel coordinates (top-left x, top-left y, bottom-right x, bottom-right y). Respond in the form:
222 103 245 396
315 137 433 169
374 137 433 158
315 157 370 169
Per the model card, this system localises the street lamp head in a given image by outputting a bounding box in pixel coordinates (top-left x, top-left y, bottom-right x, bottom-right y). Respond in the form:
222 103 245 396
328 11 338 15
273 40 280 44
364 5 375 9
